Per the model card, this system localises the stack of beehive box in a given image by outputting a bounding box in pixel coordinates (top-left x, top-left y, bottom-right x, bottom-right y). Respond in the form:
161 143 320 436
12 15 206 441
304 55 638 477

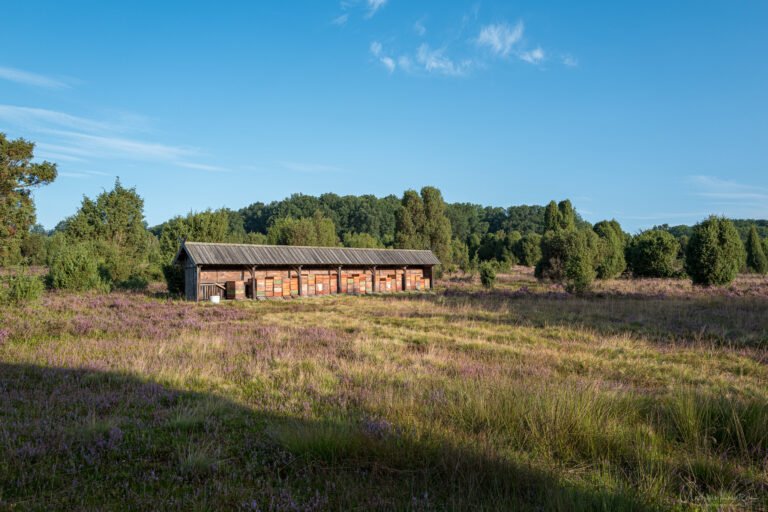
226 280 246 300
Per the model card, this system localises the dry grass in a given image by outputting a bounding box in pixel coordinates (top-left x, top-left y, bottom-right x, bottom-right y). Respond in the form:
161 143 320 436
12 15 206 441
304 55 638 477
0 270 766 510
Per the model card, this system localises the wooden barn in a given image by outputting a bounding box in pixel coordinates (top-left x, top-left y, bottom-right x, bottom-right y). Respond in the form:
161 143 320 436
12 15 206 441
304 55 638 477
172 241 440 302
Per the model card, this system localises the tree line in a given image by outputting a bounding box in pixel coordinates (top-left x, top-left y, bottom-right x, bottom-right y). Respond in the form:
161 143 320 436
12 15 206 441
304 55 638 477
2 134 767 299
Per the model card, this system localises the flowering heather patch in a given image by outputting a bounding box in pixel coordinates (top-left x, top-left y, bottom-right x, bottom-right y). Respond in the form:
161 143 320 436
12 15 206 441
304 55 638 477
360 416 400 440
0 271 767 510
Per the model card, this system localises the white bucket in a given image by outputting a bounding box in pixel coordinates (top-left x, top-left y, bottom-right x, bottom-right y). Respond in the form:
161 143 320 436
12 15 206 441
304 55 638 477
210 295 221 304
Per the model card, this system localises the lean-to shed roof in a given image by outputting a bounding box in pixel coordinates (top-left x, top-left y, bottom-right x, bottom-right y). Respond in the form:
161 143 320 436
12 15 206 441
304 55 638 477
174 241 440 267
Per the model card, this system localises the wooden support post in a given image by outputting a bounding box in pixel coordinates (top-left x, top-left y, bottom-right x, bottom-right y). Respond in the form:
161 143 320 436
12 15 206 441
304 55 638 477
297 265 303 296
371 266 377 292
429 266 434 290
250 266 256 300
196 265 201 302
402 266 407 291
337 266 342 294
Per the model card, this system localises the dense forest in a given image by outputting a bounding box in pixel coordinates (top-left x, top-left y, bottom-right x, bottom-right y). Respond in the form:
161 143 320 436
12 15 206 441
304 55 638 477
2 134 768 298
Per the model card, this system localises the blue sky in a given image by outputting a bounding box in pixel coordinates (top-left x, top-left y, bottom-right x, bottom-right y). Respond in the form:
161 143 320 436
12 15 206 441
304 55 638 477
1 1 766 232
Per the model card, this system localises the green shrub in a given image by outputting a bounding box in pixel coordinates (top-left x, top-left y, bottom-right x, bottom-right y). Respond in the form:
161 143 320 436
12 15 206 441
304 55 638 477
446 238 470 273
163 264 185 295
47 243 105 291
764 238 768 266
564 252 594 293
1 272 44 304
343 232 384 249
476 231 517 266
20 231 48 266
479 261 496 289
593 220 626 279
745 225 768 274
515 233 542 267
685 216 745 286
536 229 596 293
626 230 680 278
116 274 149 291
94 241 135 284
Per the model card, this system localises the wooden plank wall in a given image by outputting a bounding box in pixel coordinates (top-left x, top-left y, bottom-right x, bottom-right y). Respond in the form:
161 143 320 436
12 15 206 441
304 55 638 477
184 264 197 301
198 267 429 299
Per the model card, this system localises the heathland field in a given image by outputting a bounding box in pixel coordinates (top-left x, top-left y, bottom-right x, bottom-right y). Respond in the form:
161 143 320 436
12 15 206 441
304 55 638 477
1 268 767 511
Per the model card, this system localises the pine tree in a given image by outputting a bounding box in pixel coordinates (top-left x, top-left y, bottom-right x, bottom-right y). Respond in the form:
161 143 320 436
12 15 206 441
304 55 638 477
0 134 57 264
421 186 452 266
745 224 768 274
394 190 426 249
543 201 561 232
557 200 576 231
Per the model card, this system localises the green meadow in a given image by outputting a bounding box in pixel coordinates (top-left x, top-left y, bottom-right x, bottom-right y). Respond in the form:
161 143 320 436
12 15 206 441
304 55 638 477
1 270 767 511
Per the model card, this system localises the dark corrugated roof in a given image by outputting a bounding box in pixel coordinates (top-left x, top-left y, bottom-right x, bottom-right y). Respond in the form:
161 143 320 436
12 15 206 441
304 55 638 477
175 241 440 267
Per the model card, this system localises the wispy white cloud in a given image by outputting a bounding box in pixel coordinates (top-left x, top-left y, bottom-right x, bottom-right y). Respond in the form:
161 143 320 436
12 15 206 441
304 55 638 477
365 0 387 18
380 56 396 73
58 170 114 179
36 152 87 163
81 170 112 176
357 11 573 76
45 130 197 162
519 46 545 64
475 22 564 66
370 41 472 77
35 142 99 159
476 22 524 57
0 105 114 133
397 55 414 73
689 175 768 200
416 44 471 76
562 54 578 67
174 161 230 173
332 13 349 26
278 161 341 173
460 2 481 27
1 104 225 172
621 212 712 221
0 66 71 89
370 41 396 73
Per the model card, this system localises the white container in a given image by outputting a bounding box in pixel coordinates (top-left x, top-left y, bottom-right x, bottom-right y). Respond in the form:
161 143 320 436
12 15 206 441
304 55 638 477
210 295 221 304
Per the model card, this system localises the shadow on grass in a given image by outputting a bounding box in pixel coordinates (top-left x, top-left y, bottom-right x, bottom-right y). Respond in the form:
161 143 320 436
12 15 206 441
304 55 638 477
379 287 768 350
0 362 655 511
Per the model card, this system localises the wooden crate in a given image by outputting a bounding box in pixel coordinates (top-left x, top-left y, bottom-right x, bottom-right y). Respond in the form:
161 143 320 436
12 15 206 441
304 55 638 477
256 278 266 297
226 280 246 300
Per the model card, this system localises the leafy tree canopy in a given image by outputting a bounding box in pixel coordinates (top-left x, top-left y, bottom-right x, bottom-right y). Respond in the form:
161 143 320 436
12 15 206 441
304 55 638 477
686 216 745 286
0 133 57 264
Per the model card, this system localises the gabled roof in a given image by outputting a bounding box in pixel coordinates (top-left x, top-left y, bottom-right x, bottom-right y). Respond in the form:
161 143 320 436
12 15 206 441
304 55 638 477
173 241 440 267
